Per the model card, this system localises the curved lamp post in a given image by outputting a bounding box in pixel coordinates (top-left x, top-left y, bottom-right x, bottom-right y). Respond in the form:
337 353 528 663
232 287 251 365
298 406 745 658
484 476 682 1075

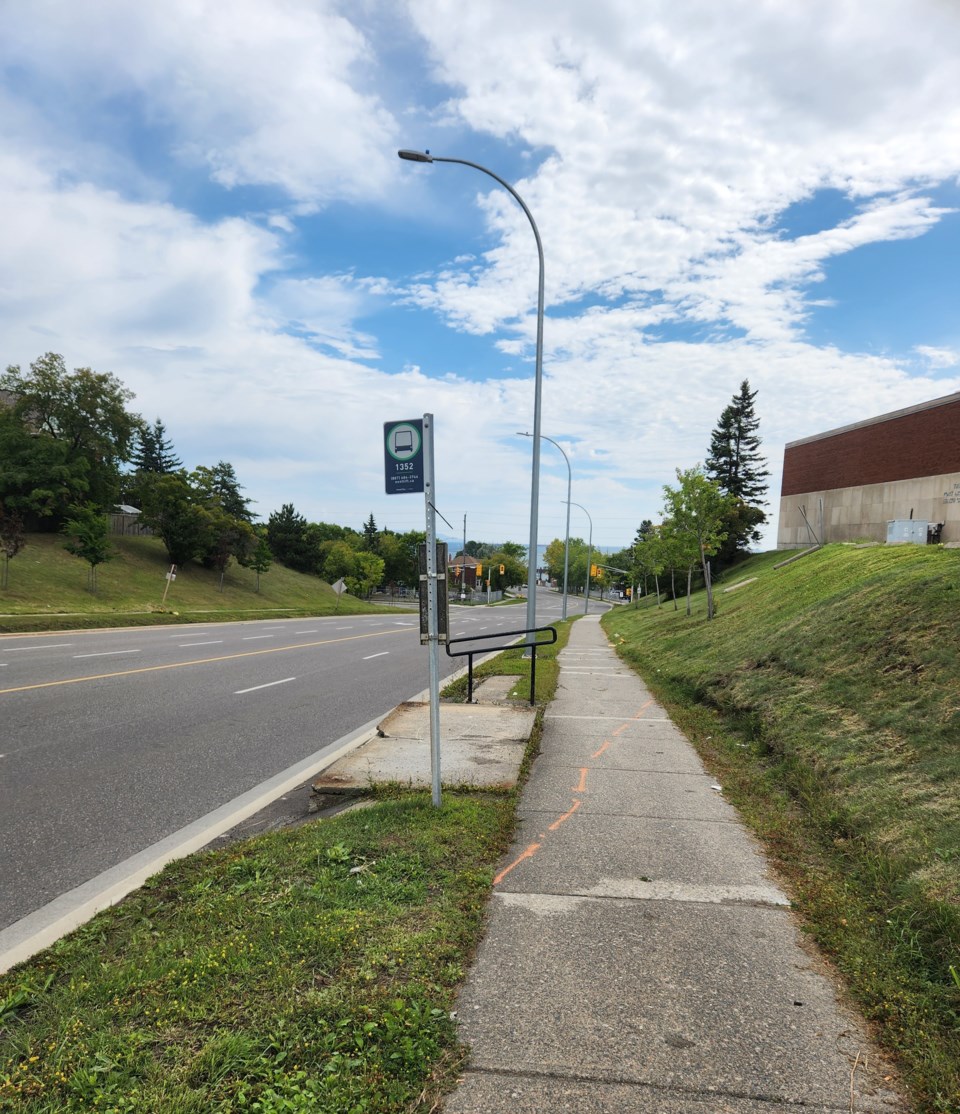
398 149 544 641
565 499 593 615
518 431 570 620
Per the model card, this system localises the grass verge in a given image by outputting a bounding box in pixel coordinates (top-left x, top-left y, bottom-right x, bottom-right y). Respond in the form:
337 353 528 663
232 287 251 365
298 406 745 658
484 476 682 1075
602 545 960 1114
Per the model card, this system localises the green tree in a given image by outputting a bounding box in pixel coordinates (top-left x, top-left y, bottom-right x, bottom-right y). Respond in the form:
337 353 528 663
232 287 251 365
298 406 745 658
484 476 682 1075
204 505 256 591
361 514 379 551
238 528 273 593
487 550 526 592
0 405 81 520
191 461 252 522
0 503 26 590
131 418 182 474
322 540 357 584
137 471 210 567
267 504 311 572
705 379 769 564
351 551 385 598
61 503 113 592
661 466 733 620
0 353 141 517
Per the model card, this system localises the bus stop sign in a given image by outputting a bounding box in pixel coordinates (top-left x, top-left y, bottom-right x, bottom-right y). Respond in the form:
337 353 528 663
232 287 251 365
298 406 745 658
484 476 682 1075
384 420 424 494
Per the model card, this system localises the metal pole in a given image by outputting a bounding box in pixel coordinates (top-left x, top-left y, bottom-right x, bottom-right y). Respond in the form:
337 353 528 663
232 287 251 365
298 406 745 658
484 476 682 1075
519 432 570 621
423 413 442 807
566 500 593 615
462 512 467 601
399 150 544 645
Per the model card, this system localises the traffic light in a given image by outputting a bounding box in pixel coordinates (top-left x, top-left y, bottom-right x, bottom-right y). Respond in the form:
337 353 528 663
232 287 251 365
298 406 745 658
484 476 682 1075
499 564 505 574
590 564 599 577
476 563 483 577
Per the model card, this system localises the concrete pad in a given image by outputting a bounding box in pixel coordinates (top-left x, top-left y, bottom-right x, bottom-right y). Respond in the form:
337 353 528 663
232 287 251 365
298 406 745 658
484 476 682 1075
445 1071 874 1113
501 813 784 896
519 765 738 823
312 701 536 791
454 895 902 1110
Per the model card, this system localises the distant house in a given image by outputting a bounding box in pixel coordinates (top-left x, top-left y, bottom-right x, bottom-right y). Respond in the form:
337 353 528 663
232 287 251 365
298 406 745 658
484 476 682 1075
447 553 482 590
777 391 960 548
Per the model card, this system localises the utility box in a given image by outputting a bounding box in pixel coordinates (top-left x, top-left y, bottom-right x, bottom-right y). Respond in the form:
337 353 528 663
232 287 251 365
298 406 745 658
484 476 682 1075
886 520 929 545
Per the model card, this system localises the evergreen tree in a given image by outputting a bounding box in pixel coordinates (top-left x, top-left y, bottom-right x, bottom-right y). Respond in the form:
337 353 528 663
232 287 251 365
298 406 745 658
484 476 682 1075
361 513 379 550
705 379 770 561
131 418 182 474
191 461 252 521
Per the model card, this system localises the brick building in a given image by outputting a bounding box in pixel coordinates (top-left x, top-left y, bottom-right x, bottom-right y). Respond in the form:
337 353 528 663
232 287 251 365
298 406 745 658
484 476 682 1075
777 390 960 548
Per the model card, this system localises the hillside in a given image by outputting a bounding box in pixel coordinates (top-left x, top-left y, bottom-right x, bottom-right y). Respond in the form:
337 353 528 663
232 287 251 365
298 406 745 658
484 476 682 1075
0 533 400 632
603 543 960 1110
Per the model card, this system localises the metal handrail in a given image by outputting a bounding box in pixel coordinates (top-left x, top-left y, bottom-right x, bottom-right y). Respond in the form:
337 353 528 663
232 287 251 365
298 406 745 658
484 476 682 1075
445 624 558 705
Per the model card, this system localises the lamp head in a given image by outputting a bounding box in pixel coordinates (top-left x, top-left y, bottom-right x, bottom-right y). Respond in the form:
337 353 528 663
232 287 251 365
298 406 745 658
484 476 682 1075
398 149 434 163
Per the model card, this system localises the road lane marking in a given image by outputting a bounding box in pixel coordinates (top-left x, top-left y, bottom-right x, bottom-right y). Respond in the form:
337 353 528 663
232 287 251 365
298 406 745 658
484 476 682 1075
0 628 411 696
73 650 141 659
1 644 73 652
242 635 274 641
178 640 224 647
363 652 390 660
234 677 296 695
295 629 319 634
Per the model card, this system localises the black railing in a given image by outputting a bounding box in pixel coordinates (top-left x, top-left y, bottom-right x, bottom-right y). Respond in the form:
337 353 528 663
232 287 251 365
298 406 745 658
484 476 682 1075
445 624 558 705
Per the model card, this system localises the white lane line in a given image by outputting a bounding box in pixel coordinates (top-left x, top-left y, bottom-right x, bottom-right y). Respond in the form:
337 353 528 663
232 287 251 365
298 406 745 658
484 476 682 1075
178 640 224 648
295 629 319 634
363 652 390 660
73 649 141 660
335 626 353 630
234 677 296 695
242 635 274 641
1 644 73 652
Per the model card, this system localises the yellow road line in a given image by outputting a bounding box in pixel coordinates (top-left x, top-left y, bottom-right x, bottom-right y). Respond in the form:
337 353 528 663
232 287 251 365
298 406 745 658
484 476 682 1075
0 628 410 696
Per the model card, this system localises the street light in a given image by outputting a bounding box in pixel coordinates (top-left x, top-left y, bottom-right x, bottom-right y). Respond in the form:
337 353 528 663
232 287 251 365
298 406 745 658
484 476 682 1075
565 499 593 615
518 431 570 620
399 148 545 641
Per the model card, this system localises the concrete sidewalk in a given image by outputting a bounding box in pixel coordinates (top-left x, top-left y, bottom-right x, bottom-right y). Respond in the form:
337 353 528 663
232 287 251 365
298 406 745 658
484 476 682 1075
445 615 905 1113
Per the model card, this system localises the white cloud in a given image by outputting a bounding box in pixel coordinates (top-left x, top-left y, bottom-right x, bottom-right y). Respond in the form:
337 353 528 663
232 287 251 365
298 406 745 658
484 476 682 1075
404 0 960 343
1 0 401 207
915 345 959 369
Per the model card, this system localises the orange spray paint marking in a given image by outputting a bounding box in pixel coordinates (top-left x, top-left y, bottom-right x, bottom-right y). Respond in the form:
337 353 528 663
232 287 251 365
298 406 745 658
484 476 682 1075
549 799 582 831
633 699 654 719
573 768 588 792
494 842 542 886
612 724 629 737
592 740 611 758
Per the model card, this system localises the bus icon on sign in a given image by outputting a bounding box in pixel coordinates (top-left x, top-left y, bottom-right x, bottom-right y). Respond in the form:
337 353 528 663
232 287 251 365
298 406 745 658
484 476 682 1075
394 429 414 454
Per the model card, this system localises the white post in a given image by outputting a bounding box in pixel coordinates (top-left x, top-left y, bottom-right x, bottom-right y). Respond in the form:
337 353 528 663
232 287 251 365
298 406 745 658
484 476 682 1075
423 414 442 808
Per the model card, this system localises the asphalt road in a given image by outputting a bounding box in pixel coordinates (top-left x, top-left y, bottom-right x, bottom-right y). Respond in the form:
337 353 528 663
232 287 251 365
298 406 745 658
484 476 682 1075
0 588 609 932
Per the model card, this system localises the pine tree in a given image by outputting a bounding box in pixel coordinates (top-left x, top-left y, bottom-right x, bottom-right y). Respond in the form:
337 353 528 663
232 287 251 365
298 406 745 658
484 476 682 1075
706 380 769 503
132 419 182 474
362 513 379 551
705 380 769 561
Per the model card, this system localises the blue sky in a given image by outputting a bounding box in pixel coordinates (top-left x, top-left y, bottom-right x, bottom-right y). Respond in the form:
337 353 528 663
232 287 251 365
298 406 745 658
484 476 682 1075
2 0 959 552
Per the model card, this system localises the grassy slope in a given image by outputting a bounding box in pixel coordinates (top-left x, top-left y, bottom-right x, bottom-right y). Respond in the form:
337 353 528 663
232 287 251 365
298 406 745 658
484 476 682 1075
603 544 960 1113
0 534 400 631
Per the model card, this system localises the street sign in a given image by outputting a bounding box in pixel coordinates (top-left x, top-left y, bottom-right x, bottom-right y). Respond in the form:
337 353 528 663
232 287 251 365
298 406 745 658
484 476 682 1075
384 419 424 494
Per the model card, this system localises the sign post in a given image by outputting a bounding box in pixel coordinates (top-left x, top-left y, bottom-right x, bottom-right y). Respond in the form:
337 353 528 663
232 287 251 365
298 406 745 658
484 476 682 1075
386 414 442 807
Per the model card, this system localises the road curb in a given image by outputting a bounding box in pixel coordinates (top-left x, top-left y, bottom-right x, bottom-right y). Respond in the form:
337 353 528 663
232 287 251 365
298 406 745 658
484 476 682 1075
0 648 503 975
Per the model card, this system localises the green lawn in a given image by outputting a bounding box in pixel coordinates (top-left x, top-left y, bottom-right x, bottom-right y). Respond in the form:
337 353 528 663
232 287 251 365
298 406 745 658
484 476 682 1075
0 534 403 632
603 543 960 1113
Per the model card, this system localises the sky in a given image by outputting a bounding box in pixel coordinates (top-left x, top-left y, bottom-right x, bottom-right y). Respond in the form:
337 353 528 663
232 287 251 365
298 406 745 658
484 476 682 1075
3 0 960 553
